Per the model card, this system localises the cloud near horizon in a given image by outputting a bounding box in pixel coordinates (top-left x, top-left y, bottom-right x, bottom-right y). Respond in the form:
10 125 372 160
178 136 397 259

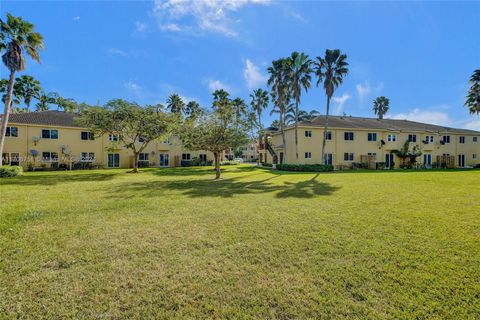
243 59 268 90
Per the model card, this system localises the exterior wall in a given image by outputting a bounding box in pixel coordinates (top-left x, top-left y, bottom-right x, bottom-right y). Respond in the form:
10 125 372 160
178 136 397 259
268 126 480 168
2 123 215 169
239 143 257 162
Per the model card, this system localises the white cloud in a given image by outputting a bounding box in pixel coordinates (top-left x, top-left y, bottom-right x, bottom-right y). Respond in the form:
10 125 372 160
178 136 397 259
152 0 270 37
332 93 351 115
243 59 268 89
391 108 452 126
356 82 371 101
72 16 80 21
461 118 480 131
208 79 232 92
107 48 129 57
135 21 148 33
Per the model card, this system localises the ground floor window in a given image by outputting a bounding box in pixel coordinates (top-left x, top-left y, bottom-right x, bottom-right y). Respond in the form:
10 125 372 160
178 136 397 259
42 152 58 162
199 154 207 162
304 152 312 159
386 153 395 168
182 153 191 160
473 154 477 160
108 153 120 168
159 153 169 167
81 152 95 162
344 153 354 161
423 154 432 167
367 152 377 160
2 152 20 165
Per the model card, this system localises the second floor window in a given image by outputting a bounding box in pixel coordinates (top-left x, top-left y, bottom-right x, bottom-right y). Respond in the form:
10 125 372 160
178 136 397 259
442 136 451 144
325 131 332 140
81 131 95 140
109 134 119 141
304 130 312 138
459 136 465 144
367 133 377 141
5 126 18 137
387 134 396 142
344 132 354 141
408 134 417 143
425 136 434 143
42 129 58 139
473 137 478 142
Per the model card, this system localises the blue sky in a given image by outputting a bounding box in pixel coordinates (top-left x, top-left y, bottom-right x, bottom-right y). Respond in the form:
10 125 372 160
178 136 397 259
2 0 480 129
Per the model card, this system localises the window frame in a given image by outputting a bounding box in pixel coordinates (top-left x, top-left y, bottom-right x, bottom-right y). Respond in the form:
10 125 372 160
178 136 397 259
81 131 95 141
408 134 417 143
387 134 397 142
5 126 18 137
344 132 354 141
459 136 465 144
182 153 191 161
42 129 58 140
304 130 312 138
304 152 312 159
367 133 377 142
442 135 451 144
344 152 354 161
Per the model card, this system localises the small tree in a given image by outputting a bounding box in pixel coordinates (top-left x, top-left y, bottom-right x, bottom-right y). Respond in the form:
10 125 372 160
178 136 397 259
392 140 422 169
77 99 176 173
465 69 480 115
180 90 252 179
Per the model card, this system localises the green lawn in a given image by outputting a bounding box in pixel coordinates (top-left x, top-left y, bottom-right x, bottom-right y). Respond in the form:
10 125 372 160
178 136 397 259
1 165 479 319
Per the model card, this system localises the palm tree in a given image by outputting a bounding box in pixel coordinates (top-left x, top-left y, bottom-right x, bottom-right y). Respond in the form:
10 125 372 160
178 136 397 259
232 97 247 130
314 49 349 164
465 69 480 115
185 100 203 119
287 52 312 160
56 96 77 112
14 75 42 111
35 91 58 111
250 88 269 130
270 120 280 128
373 96 390 119
166 93 185 114
0 13 44 165
268 58 291 163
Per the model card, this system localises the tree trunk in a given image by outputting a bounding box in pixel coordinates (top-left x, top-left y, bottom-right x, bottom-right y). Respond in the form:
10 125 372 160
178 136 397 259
280 111 287 163
132 151 139 173
321 96 331 165
0 70 16 166
294 97 299 160
214 152 221 179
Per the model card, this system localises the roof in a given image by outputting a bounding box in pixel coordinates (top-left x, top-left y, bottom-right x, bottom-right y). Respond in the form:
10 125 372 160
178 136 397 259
6 111 83 128
277 115 479 135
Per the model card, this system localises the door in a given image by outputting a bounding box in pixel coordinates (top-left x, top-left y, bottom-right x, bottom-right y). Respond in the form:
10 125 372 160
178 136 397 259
423 154 432 168
108 153 120 168
458 154 466 167
159 153 169 167
279 152 284 164
324 153 333 165
386 153 395 169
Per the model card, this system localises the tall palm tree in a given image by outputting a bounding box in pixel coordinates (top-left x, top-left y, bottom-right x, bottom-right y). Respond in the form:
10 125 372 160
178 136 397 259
185 100 203 119
0 13 44 165
465 69 480 115
373 96 390 119
287 52 312 160
35 91 58 111
268 58 291 163
250 88 269 130
166 93 185 114
13 74 41 110
314 49 349 164
0 78 21 107
55 96 77 112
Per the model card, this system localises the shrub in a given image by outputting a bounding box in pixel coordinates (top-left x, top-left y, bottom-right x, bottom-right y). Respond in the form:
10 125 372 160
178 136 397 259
352 162 368 169
376 162 386 170
276 164 334 172
181 159 213 167
261 163 273 167
0 165 23 178
220 160 239 166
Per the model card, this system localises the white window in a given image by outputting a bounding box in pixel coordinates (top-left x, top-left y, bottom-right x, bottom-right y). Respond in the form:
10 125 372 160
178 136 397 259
367 133 377 142
442 136 450 144
408 134 417 143
344 153 354 161
325 131 332 140
473 154 477 160
42 152 59 162
108 153 120 168
344 132 354 141
387 134 396 142
182 153 191 160
109 134 119 141
81 152 95 162
324 153 333 165
368 152 377 160
5 126 18 137
304 130 312 138
424 135 434 143
81 131 94 140
42 129 58 139
138 153 149 161
2 152 20 165
459 136 465 144
304 152 312 159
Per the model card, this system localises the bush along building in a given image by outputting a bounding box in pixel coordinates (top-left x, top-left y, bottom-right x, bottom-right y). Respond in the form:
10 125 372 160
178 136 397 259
258 115 480 169
2 111 217 170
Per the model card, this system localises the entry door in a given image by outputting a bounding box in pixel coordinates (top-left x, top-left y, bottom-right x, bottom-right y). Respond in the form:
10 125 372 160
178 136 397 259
386 153 395 168
159 153 169 167
423 154 432 168
458 154 466 167
324 153 333 165
108 153 120 168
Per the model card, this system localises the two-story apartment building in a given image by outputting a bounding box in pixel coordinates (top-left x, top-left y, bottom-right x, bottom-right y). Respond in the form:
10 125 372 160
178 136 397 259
260 115 480 168
2 111 216 169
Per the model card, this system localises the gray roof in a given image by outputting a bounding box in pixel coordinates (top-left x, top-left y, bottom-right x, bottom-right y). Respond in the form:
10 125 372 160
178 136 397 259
6 111 83 127
280 115 479 135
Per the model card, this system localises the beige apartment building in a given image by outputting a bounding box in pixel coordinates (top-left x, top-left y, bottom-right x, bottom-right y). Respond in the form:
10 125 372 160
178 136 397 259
2 111 216 169
259 116 480 169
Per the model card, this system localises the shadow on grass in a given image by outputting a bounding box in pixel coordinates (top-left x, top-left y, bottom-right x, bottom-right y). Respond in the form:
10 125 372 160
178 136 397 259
150 165 259 177
0 171 120 186
109 173 340 199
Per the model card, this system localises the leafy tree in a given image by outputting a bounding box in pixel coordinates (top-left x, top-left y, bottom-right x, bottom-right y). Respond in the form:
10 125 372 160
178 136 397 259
270 119 280 128
13 75 41 110
391 140 422 168
268 58 291 163
0 13 44 165
166 93 185 114
180 90 252 179
314 49 349 164
287 52 312 160
185 100 204 119
465 69 480 115
55 96 77 112
373 96 390 119
35 91 58 111
0 78 22 111
77 99 176 173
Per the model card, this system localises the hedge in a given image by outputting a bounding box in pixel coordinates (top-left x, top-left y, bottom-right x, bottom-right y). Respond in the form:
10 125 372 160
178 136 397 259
276 164 334 172
0 165 23 178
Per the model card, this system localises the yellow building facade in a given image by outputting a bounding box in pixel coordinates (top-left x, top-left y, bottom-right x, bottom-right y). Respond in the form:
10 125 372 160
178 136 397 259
260 116 480 168
2 111 215 169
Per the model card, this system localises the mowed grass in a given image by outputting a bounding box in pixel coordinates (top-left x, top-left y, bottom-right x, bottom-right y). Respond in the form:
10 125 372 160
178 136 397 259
0 165 479 319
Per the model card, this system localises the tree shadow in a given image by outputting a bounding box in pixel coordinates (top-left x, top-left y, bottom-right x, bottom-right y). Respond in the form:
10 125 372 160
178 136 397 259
108 173 340 199
151 165 259 177
0 171 119 186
